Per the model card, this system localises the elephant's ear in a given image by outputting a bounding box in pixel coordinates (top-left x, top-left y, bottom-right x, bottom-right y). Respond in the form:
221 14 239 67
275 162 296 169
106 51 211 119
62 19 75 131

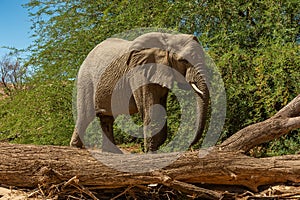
126 48 169 67
125 48 175 89
126 50 138 66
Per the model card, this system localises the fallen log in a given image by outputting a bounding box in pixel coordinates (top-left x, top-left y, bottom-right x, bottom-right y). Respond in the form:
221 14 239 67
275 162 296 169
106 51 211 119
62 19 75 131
0 95 300 199
1 143 300 192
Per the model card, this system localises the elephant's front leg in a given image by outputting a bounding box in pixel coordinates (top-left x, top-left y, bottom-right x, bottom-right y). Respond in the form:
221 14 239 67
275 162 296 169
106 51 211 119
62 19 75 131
149 93 168 152
134 84 168 152
98 115 123 154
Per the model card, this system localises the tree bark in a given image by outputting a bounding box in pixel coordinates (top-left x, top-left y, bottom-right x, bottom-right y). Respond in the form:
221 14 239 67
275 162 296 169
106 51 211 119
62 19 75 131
0 143 300 195
0 95 300 198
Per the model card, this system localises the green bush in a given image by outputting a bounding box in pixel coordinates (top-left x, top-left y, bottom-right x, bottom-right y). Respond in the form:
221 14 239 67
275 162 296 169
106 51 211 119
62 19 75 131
0 81 74 145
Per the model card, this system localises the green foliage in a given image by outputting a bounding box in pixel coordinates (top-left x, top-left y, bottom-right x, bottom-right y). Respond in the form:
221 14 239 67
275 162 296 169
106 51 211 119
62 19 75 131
1 0 299 155
0 81 74 145
266 131 300 156
249 130 300 157
113 114 144 145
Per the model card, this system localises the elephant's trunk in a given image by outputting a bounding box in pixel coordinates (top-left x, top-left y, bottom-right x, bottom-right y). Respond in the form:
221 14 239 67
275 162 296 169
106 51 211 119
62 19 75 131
191 85 209 146
186 67 209 146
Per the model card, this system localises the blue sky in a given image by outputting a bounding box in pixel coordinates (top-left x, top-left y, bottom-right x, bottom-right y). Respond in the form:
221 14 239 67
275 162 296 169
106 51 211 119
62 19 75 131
0 0 32 57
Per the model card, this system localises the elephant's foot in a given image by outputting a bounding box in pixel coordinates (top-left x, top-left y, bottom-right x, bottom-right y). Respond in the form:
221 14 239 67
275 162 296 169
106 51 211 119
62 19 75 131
144 146 158 153
70 137 84 148
148 145 159 153
70 129 84 148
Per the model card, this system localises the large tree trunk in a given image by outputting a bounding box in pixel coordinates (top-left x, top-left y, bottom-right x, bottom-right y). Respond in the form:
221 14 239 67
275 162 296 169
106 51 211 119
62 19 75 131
1 143 300 189
1 95 300 199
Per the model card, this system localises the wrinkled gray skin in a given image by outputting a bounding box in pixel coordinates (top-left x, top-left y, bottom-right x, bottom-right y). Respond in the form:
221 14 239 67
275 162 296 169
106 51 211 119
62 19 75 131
70 32 209 153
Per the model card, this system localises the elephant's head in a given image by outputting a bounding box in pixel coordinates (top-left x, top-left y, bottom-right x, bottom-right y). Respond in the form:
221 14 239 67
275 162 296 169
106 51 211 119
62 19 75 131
125 32 210 147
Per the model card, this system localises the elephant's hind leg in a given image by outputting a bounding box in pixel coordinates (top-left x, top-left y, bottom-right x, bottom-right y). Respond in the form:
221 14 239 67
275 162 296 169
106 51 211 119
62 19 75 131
70 128 84 148
99 115 123 154
70 106 95 148
70 79 95 148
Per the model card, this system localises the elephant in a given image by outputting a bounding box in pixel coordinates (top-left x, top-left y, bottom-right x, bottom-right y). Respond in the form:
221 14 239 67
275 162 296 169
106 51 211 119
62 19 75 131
70 32 209 153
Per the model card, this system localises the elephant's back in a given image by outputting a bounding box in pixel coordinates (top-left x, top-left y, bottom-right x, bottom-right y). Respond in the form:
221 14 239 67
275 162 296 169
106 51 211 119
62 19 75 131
86 38 131 70
79 38 132 91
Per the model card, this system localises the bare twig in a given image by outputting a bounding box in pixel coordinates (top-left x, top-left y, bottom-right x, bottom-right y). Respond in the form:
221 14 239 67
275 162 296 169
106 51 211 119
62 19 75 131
62 176 79 190
111 185 135 200
72 182 99 200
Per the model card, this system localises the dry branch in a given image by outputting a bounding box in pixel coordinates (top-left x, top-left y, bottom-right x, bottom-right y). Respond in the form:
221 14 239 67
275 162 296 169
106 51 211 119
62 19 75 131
219 94 300 152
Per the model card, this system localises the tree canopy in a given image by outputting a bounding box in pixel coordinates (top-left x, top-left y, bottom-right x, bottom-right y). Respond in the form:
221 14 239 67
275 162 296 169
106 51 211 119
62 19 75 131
0 0 299 156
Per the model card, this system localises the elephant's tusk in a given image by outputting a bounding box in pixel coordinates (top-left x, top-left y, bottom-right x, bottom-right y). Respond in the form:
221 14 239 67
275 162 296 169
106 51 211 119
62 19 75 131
191 83 204 96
